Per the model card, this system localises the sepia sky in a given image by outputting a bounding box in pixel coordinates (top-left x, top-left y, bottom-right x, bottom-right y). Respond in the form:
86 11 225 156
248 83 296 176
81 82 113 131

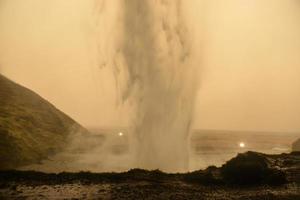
0 0 300 132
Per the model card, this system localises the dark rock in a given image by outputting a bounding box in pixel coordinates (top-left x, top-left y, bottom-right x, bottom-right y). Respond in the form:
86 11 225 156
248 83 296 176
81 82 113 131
265 168 286 185
183 167 222 185
221 151 286 185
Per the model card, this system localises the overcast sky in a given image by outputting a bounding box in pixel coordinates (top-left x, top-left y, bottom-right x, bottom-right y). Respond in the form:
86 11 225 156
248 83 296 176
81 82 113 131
0 0 300 132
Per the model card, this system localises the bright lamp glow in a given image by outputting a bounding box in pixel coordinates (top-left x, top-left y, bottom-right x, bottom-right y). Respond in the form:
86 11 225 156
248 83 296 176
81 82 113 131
239 142 245 148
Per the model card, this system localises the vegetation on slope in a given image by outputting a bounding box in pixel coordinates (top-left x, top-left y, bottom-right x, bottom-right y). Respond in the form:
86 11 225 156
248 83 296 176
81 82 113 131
0 74 88 169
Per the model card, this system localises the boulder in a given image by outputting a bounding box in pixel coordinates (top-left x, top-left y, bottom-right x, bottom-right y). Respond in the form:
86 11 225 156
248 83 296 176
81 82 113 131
221 151 286 185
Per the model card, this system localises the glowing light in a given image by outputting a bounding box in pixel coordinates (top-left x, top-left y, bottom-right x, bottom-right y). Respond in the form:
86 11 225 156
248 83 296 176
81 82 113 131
118 132 124 136
239 142 245 148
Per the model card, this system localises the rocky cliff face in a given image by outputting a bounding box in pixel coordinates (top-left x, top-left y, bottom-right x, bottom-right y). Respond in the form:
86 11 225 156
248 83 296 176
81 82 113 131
293 139 300 152
0 74 89 170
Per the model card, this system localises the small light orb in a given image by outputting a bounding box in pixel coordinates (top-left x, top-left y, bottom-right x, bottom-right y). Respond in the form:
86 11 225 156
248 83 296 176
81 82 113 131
239 142 245 148
118 132 124 137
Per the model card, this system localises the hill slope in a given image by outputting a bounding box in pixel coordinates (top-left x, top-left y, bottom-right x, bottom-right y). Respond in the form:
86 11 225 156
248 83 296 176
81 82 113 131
0 74 88 170
293 139 300 152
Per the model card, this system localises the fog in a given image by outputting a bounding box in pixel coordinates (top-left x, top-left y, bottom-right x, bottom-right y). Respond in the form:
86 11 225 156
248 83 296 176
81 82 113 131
0 0 300 132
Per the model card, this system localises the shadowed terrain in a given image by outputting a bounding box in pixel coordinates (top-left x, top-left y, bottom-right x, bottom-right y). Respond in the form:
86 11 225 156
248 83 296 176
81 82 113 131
0 74 89 170
293 138 300 152
0 151 299 199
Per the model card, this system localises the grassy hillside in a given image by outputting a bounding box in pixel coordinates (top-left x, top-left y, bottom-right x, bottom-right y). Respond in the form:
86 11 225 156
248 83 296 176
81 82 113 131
0 74 89 170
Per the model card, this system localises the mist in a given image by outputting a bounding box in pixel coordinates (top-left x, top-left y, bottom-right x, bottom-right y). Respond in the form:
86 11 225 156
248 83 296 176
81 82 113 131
100 0 198 171
1 0 299 132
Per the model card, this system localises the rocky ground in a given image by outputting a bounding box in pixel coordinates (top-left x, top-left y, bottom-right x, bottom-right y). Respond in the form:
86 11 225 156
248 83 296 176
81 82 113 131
0 151 299 200
1 181 299 200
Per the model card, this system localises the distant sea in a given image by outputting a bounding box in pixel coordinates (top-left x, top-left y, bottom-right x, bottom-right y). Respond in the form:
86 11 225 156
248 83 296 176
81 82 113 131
91 128 299 171
189 130 299 170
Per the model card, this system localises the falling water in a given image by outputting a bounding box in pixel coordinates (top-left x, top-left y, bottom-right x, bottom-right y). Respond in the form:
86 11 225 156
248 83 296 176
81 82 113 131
96 0 198 172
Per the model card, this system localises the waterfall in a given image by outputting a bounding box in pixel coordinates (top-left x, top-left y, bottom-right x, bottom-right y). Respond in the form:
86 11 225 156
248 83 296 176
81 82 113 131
96 0 198 172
